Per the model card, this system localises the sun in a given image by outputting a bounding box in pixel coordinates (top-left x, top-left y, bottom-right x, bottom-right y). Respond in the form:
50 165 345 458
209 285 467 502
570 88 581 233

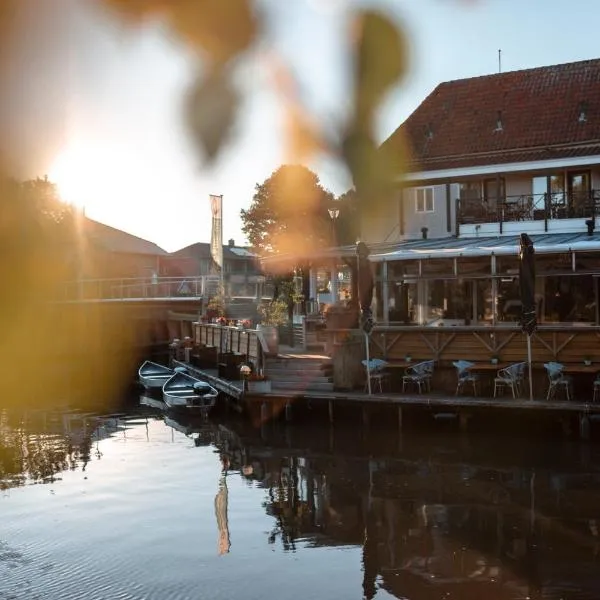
48 145 94 209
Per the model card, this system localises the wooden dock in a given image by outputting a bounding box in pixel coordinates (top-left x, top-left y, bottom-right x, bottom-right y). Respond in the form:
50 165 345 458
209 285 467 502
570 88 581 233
172 355 600 441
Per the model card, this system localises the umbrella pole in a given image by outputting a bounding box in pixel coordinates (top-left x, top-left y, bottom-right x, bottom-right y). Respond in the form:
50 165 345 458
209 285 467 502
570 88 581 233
365 330 372 396
527 334 533 401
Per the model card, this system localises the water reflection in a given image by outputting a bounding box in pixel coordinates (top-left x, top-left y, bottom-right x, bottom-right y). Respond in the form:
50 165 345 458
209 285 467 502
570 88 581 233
2 402 600 599
218 422 600 600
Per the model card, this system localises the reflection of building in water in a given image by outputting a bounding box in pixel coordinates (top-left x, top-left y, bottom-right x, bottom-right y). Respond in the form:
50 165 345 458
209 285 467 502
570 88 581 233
218 424 600 600
0 409 154 489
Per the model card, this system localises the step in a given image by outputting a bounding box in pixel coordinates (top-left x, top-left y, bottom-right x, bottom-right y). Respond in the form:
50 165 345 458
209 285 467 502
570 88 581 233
267 359 330 370
268 374 332 384
267 366 328 376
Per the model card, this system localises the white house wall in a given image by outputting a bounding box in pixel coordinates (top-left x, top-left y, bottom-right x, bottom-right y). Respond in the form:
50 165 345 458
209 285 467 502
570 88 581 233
360 193 402 245
402 184 453 239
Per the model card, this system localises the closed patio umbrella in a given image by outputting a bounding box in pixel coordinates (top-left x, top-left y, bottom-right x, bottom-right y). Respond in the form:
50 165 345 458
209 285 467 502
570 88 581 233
356 242 375 395
518 233 536 400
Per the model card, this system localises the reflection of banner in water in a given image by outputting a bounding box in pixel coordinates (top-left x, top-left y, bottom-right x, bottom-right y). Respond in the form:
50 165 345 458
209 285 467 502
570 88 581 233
215 474 230 555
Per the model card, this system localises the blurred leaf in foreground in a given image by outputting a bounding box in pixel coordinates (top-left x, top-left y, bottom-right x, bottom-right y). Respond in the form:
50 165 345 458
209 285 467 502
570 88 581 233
185 69 240 163
353 9 409 123
103 0 257 65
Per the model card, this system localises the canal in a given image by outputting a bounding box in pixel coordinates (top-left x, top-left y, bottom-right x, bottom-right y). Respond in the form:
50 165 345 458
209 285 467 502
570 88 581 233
2 396 600 600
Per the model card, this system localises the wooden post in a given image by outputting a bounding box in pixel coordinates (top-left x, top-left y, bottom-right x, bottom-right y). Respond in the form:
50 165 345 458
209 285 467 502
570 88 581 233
261 402 268 424
397 406 403 432
328 399 334 423
459 412 469 433
362 406 370 429
579 413 590 441
285 401 292 422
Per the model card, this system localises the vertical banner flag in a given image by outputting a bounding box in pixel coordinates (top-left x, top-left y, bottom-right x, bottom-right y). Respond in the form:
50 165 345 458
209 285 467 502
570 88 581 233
210 194 223 273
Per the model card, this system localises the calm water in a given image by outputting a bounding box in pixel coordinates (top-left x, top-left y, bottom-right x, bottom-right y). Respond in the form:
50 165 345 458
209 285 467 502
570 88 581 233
2 397 600 600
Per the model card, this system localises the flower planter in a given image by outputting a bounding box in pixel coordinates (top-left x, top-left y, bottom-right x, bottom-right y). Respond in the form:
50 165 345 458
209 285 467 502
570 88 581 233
247 379 272 394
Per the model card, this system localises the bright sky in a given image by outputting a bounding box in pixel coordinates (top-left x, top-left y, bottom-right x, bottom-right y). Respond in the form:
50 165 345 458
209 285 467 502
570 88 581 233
25 0 600 251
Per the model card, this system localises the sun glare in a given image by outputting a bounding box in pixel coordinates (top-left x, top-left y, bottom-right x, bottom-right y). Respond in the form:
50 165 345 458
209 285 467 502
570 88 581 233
48 146 93 209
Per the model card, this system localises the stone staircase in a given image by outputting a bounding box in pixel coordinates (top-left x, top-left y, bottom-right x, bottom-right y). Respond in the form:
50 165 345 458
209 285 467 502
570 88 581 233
265 354 333 393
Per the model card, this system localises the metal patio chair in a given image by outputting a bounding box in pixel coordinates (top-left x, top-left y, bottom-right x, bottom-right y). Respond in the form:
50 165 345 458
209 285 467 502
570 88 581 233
453 360 479 396
493 362 526 399
362 358 390 393
544 362 573 401
402 360 435 394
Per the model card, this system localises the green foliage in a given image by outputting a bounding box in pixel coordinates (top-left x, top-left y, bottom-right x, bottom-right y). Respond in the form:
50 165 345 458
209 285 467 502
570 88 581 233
206 293 226 317
258 298 289 327
240 165 334 256
335 190 361 246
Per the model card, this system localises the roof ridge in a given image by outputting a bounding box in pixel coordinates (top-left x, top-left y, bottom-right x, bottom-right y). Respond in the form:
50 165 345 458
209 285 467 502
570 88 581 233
439 56 600 86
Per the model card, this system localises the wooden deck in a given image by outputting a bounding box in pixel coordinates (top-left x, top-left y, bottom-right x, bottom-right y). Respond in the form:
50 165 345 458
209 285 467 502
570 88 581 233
256 389 600 413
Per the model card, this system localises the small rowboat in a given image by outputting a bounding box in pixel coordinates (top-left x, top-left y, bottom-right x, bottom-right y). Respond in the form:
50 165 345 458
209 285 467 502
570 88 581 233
162 371 218 413
138 361 179 390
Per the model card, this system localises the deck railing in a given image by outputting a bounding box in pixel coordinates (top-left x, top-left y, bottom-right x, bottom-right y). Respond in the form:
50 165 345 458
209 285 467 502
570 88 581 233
62 276 215 301
457 190 600 226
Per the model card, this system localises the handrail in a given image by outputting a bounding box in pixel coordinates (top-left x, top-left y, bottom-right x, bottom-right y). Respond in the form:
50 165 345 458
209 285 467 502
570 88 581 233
62 275 217 301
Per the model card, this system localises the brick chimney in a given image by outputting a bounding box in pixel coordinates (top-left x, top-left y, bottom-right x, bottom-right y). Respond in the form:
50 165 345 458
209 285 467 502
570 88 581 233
228 239 235 247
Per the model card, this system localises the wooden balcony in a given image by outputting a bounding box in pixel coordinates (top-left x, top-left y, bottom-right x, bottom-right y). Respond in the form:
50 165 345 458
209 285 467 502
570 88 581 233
457 191 600 235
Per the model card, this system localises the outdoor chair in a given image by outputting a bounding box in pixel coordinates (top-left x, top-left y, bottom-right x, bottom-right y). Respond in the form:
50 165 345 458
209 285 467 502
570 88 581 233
493 362 526 399
544 362 573 401
362 358 390 393
453 360 479 396
402 360 435 394
593 377 600 403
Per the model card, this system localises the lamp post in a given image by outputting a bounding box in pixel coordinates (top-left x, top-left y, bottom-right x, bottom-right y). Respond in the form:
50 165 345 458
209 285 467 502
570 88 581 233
327 206 340 246
327 207 341 304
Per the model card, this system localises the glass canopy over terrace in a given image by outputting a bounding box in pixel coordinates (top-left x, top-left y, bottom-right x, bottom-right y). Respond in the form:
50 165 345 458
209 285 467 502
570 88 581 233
369 232 600 326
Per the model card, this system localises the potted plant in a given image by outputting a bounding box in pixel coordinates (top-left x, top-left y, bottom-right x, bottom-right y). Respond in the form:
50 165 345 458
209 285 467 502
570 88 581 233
246 371 272 394
584 356 592 366
206 293 226 322
257 299 288 355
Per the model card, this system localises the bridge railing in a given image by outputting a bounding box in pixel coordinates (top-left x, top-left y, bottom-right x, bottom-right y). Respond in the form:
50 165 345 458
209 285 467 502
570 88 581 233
62 276 218 301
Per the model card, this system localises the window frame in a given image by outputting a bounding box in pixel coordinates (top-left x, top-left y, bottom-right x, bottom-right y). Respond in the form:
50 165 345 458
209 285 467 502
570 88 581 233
415 187 435 213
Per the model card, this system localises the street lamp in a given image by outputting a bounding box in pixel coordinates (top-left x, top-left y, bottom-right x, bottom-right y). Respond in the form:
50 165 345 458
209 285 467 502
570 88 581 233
328 206 340 247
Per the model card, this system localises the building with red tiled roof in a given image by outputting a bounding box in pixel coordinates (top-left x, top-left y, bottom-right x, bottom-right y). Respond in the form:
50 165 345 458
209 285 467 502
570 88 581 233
362 58 600 245
349 58 600 326
384 58 600 174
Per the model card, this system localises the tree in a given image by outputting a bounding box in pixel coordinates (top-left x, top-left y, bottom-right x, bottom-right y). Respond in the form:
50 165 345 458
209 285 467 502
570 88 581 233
240 164 334 257
335 189 361 246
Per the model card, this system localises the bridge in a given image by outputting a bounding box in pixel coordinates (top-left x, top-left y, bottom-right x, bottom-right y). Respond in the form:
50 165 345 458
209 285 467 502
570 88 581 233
59 275 274 303
60 275 218 303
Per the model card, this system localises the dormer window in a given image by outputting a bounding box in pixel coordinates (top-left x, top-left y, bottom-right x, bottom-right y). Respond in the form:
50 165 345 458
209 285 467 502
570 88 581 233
494 110 503 132
425 123 434 140
578 101 588 123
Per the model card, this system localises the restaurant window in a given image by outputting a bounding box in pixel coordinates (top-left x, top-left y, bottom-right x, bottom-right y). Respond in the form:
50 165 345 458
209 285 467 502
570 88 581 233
425 280 470 323
497 278 521 322
415 187 434 213
543 276 595 323
476 280 493 322
389 281 418 323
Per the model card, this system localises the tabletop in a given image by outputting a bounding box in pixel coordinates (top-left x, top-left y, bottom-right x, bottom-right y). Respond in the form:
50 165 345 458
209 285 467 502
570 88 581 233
562 364 600 375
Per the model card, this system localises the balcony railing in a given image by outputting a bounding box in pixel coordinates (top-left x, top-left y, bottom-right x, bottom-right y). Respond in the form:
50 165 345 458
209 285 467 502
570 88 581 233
457 190 600 227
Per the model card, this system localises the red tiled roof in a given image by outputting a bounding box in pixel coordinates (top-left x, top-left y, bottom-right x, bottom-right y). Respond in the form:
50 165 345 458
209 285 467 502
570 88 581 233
382 58 600 173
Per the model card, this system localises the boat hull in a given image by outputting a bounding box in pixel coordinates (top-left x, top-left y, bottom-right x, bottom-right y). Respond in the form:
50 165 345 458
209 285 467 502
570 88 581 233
162 371 218 413
138 360 174 390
